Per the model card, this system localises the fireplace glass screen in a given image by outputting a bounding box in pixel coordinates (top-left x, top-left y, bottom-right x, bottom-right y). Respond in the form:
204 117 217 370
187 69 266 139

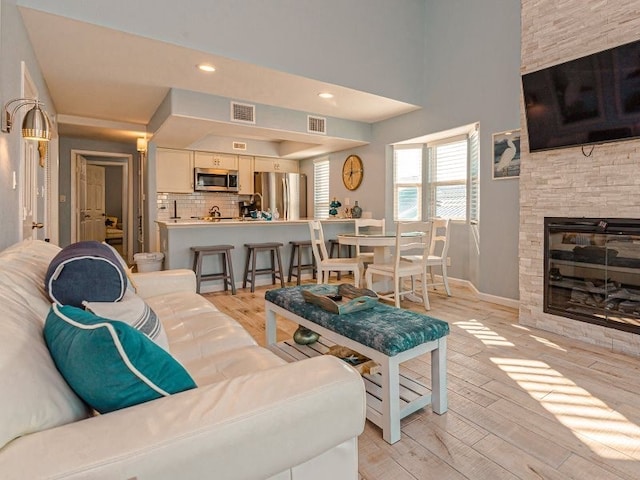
545 217 640 335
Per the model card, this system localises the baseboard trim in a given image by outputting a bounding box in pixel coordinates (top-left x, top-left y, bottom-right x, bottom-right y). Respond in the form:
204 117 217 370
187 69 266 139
199 273 521 310
443 276 520 309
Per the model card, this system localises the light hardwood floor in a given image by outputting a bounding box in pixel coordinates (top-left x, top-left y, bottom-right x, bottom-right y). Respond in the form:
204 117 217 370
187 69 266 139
205 279 640 480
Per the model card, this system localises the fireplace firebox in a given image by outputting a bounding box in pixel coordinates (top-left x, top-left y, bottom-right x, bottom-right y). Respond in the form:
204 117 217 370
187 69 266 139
544 217 640 335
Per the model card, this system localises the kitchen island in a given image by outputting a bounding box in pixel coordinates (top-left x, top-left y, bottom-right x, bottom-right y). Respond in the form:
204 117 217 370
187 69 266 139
157 218 355 292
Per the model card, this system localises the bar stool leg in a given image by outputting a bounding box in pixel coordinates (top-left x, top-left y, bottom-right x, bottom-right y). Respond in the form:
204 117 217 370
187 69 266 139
287 244 296 283
194 251 204 294
275 246 285 287
296 243 303 285
226 250 237 295
250 248 258 293
221 252 229 292
243 248 252 289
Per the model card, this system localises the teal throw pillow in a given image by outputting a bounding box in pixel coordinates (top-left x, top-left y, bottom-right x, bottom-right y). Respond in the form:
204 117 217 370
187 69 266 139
44 304 196 414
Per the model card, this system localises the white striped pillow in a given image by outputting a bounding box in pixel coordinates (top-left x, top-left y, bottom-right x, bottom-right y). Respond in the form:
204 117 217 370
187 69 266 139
83 290 169 352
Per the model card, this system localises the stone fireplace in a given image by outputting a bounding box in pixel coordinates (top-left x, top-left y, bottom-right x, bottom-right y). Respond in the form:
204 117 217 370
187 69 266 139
544 217 640 336
519 0 640 356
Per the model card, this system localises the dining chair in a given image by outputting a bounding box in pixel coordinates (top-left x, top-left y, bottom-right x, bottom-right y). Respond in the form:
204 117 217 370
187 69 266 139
354 218 385 264
365 221 432 310
308 220 363 287
404 218 451 296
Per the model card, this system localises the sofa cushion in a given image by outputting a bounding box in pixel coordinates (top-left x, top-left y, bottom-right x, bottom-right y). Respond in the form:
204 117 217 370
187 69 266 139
44 304 197 414
0 240 91 450
45 241 127 307
84 290 170 351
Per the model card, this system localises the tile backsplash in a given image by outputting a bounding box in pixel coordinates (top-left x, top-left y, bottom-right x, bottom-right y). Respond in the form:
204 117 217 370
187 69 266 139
157 192 253 221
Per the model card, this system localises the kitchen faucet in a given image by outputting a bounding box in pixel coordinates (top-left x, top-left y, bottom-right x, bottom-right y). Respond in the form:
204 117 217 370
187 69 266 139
209 205 221 217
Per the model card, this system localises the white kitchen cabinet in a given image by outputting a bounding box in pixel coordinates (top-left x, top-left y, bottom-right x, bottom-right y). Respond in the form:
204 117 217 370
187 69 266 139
156 148 194 193
238 155 254 195
194 151 238 170
253 156 298 173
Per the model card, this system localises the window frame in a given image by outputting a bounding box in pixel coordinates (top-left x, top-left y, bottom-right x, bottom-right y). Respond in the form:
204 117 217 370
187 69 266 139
426 134 469 222
392 145 424 221
313 157 330 219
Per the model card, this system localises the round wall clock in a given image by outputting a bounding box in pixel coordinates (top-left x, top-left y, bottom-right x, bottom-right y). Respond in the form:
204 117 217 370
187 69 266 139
342 154 364 191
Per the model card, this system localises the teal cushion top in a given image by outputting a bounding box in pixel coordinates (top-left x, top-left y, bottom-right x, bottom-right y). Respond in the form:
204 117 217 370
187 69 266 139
44 304 196 414
265 285 449 356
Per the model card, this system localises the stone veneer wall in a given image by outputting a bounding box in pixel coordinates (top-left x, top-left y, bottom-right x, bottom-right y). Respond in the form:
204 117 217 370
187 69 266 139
519 0 640 356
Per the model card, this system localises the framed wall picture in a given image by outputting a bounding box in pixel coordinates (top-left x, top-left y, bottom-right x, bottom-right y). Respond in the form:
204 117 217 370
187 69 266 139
492 129 521 179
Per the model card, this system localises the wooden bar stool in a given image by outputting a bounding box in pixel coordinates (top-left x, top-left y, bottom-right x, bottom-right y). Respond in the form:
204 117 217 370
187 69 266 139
190 245 236 294
287 240 316 285
243 242 285 293
328 239 354 280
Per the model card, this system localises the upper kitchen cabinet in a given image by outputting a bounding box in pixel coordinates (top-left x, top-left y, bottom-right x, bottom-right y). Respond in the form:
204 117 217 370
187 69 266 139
156 148 194 193
238 155 254 195
254 157 299 173
194 152 238 170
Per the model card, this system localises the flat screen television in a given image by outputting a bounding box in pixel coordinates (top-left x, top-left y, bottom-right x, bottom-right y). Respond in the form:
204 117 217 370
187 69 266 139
522 38 640 152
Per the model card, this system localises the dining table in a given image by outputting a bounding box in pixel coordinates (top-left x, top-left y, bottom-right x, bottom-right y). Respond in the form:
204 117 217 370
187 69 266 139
337 230 428 292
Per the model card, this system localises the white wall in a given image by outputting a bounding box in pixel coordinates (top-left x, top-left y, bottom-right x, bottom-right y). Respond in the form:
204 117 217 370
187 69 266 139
0 0 55 250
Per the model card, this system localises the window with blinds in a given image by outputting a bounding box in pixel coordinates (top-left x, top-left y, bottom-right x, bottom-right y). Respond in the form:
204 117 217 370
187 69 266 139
393 146 422 221
427 136 468 221
313 158 330 219
392 124 479 224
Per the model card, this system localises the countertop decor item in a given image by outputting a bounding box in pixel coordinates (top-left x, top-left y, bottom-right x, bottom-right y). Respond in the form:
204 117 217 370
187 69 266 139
342 154 364 191
329 198 342 217
351 201 362 219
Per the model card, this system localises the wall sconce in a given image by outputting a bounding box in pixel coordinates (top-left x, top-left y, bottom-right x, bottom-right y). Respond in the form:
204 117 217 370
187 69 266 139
136 137 147 153
1 98 51 141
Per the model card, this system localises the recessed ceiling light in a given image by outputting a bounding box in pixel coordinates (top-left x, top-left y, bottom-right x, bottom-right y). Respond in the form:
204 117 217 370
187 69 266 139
318 92 334 99
197 64 216 73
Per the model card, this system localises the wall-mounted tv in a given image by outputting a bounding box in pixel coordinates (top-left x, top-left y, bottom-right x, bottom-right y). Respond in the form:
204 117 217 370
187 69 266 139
522 39 640 152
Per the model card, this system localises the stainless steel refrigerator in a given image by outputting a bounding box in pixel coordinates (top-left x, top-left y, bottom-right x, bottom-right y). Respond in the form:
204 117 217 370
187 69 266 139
254 172 307 220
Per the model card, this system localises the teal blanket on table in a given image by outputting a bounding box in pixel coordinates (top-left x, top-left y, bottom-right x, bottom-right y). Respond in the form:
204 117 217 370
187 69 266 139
265 285 449 357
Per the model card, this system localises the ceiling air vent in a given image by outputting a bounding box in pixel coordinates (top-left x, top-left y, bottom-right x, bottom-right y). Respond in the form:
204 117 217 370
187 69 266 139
232 141 247 151
307 115 326 134
231 102 255 124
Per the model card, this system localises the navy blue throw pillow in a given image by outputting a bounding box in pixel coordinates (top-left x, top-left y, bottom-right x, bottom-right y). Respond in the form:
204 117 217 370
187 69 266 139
45 241 127 307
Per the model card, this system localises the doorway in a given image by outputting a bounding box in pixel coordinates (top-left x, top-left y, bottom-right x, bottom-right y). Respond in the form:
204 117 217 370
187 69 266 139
71 150 134 262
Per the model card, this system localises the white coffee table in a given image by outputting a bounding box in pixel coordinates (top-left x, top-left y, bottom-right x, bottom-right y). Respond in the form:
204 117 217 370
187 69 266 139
264 288 448 444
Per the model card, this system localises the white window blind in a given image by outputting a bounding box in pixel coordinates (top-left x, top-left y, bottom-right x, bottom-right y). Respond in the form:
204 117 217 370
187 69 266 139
314 158 330 219
428 137 468 221
469 127 480 224
393 147 422 221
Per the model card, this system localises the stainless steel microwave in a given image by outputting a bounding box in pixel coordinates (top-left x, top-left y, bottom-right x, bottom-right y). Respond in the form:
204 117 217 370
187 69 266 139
194 168 239 192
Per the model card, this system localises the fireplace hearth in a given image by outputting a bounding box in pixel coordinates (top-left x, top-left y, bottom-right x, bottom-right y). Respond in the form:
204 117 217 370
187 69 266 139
544 217 640 335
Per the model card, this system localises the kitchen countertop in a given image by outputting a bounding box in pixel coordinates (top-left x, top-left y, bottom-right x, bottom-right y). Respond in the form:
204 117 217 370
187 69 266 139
157 218 355 227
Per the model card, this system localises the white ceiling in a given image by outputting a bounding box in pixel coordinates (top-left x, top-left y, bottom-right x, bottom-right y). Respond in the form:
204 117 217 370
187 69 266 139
20 8 420 155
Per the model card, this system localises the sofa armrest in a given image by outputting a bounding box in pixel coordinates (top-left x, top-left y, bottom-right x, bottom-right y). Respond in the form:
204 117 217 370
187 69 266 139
131 269 196 299
2 356 366 480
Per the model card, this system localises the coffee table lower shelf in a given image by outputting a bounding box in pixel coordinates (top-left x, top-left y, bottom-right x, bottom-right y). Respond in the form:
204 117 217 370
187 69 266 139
269 337 432 429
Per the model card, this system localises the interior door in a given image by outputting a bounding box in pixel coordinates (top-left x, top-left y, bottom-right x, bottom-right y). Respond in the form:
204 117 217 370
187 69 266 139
21 139 41 239
85 164 106 241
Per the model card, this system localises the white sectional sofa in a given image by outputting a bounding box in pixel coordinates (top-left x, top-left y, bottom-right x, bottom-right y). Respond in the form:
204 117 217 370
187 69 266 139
0 240 366 479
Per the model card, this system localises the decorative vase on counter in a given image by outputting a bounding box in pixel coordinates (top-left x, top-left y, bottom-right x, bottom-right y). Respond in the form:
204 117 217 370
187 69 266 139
329 198 342 217
351 201 362 219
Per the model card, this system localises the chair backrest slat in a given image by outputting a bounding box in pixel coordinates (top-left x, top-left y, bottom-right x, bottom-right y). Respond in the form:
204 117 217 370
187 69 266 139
429 218 451 258
308 220 330 264
354 218 385 256
393 221 432 268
